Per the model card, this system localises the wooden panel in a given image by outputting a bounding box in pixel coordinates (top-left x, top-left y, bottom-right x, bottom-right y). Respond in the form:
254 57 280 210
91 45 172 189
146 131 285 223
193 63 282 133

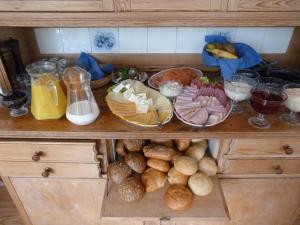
0 140 98 163
1 11 300 27
228 0 300 11
221 178 300 225
0 162 100 178
11 178 106 225
227 139 300 158
0 0 114 12
0 185 24 225
130 0 225 11
102 176 229 221
223 159 300 177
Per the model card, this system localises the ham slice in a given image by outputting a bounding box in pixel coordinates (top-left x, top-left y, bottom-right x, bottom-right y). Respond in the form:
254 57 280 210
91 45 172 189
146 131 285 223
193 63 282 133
190 108 208 125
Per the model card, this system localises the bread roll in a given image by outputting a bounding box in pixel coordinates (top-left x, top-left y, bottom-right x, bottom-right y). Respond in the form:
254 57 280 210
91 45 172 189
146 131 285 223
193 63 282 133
188 172 213 196
198 156 218 176
141 168 167 192
108 161 132 184
175 139 191 151
116 140 127 156
125 152 146 174
118 177 145 202
185 141 207 161
122 139 146 152
167 167 189 185
151 139 173 148
164 185 193 211
174 156 197 176
143 145 175 161
147 158 170 172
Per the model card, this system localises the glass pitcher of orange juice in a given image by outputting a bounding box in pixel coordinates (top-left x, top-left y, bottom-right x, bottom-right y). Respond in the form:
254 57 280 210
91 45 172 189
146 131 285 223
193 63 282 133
26 61 67 120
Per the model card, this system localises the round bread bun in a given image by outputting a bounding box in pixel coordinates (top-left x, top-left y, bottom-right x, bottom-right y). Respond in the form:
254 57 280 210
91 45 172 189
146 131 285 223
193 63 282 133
188 172 214 196
175 139 191 151
141 168 167 192
118 177 145 202
185 141 207 161
150 139 173 148
167 167 189 186
198 156 218 176
164 185 193 211
125 152 146 174
147 158 170 172
108 161 132 184
122 139 146 152
116 140 127 156
174 156 198 176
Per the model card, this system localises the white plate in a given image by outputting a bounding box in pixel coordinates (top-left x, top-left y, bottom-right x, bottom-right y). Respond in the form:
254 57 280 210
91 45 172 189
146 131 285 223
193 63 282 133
148 67 203 90
173 97 232 128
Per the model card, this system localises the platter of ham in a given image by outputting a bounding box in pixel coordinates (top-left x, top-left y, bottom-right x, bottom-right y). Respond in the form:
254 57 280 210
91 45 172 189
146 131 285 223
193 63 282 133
174 79 232 127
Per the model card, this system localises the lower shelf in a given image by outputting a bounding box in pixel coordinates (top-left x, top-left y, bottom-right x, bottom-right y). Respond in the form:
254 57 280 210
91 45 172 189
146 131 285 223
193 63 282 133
102 176 229 222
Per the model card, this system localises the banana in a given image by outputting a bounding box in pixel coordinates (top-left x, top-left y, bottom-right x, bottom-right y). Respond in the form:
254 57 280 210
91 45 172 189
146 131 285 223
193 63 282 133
206 44 216 51
207 48 238 59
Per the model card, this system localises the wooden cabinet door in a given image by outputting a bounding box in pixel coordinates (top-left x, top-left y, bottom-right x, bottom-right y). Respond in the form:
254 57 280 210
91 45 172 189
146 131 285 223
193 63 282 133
228 0 300 11
3 177 107 225
114 0 227 12
0 0 114 12
221 178 300 225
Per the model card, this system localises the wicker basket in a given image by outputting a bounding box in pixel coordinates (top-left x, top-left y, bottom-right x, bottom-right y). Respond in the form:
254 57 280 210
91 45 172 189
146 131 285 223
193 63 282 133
90 74 112 90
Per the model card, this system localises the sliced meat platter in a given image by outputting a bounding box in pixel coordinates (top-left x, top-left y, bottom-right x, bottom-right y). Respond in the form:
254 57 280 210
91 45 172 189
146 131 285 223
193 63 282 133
174 79 232 127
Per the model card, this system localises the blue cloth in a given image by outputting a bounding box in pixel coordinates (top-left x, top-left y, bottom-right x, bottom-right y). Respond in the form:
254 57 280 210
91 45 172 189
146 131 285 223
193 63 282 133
202 35 261 79
75 52 113 81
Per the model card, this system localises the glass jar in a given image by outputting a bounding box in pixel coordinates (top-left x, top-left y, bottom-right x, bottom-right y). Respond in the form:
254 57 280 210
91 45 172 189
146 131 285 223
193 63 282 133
63 67 100 125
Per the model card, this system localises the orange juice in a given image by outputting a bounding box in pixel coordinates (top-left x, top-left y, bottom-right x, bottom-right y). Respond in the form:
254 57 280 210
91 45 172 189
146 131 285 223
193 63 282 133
31 74 67 120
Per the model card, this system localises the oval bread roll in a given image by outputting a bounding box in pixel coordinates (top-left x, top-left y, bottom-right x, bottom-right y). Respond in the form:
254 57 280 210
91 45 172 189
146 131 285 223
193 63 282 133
141 168 167 192
198 156 218 176
116 140 127 156
147 158 170 172
122 139 146 152
143 145 175 161
118 177 145 202
188 172 213 196
167 167 189 185
151 139 173 148
174 156 198 176
185 141 207 161
108 161 132 184
165 185 193 211
125 152 146 174
175 139 191 151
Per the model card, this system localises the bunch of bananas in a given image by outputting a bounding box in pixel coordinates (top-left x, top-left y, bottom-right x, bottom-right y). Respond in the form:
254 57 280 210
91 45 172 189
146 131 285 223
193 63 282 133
206 43 238 59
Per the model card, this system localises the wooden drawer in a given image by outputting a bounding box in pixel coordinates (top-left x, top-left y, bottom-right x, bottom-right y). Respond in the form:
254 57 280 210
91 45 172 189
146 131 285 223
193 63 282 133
0 140 98 163
228 0 300 12
128 0 226 11
0 161 100 178
0 0 114 12
223 159 300 177
227 139 300 158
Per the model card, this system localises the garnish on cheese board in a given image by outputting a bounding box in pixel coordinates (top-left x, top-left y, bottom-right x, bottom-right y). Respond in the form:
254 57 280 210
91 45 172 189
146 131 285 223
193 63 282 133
106 79 173 127
173 77 232 127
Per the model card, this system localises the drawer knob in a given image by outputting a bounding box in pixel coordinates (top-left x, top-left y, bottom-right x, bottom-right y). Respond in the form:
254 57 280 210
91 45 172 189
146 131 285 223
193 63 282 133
283 145 294 155
274 165 283 175
42 167 53 178
32 151 43 162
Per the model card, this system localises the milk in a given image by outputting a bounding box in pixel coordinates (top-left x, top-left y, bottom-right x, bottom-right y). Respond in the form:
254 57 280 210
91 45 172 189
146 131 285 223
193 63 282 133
66 100 100 125
224 81 252 101
285 88 300 112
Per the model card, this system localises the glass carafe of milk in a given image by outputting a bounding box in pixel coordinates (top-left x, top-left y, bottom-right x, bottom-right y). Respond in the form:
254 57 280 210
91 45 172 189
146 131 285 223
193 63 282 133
63 67 100 125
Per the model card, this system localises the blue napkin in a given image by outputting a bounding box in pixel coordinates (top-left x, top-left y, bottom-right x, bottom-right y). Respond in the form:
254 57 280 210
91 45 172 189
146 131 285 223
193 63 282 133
75 52 113 81
202 35 261 79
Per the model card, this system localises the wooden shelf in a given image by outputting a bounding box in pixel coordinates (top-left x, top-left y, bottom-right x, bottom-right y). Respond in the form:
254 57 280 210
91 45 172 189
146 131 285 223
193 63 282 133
102 176 229 221
0 86 300 139
0 11 300 27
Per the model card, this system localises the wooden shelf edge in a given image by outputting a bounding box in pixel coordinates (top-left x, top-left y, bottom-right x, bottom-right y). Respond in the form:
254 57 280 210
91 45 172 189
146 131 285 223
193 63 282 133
0 11 300 27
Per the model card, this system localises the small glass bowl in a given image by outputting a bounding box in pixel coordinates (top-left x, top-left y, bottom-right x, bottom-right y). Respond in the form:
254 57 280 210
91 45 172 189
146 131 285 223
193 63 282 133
159 80 183 99
236 69 260 82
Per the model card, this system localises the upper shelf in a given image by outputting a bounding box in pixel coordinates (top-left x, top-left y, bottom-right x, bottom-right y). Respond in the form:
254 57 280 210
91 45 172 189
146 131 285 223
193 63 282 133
1 11 300 27
0 87 300 140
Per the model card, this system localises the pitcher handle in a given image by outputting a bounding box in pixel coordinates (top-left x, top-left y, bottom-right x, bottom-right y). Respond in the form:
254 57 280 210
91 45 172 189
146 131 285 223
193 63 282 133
47 80 59 106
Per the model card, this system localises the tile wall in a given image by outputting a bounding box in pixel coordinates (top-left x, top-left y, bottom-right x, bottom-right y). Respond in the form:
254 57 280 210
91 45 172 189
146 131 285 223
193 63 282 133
34 27 294 54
